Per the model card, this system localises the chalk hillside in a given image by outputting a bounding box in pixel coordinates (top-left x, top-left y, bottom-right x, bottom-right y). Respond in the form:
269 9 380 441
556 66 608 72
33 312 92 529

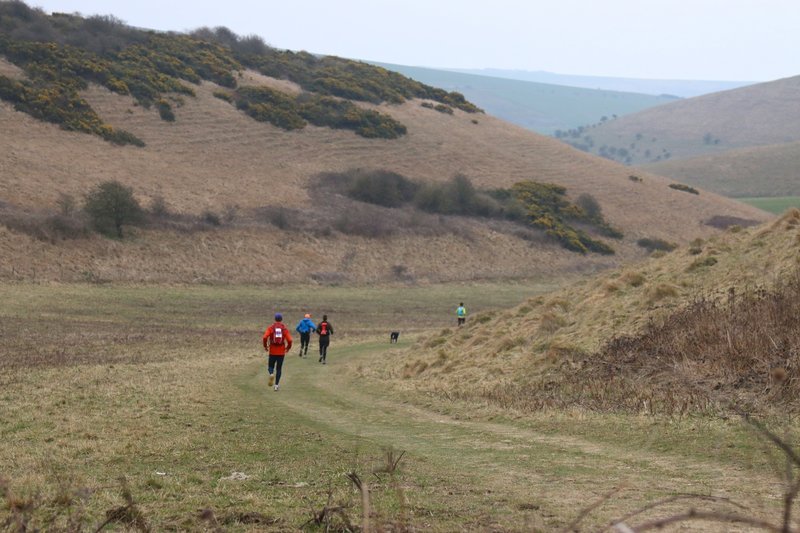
0 7 768 284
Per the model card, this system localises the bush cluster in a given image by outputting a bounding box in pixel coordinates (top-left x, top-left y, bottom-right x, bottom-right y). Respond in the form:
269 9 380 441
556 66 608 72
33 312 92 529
668 183 699 195
229 87 407 138
636 238 677 252
320 170 618 255
511 181 617 254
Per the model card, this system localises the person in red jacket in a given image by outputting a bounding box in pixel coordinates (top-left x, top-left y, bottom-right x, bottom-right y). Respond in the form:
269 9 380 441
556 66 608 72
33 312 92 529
262 313 293 391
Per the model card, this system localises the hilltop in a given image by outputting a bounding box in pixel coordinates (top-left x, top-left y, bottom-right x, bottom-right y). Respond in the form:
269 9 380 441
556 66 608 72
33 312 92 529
367 210 800 414
0 4 768 284
372 61 677 134
558 75 800 167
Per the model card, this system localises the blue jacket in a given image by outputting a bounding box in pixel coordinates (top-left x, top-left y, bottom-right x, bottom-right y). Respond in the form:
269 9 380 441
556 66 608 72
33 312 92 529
296 317 316 334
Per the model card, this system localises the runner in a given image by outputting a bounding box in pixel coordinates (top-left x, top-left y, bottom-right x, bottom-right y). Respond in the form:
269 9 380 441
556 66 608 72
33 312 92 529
262 313 293 391
316 314 334 364
456 302 467 326
295 313 316 358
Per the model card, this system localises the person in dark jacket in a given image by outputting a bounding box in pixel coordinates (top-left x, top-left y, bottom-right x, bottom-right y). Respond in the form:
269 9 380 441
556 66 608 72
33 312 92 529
295 313 316 357
316 315 334 364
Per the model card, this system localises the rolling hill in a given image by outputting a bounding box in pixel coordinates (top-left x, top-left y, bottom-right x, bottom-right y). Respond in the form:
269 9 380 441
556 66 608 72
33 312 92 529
560 74 800 167
0 4 769 284
643 140 800 198
371 62 678 134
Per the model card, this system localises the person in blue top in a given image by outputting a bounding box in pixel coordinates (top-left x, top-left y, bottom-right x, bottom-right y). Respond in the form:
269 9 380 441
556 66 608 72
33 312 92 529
295 313 316 358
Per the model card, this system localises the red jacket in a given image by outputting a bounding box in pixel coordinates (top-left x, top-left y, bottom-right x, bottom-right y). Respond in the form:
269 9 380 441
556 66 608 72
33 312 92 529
263 322 293 356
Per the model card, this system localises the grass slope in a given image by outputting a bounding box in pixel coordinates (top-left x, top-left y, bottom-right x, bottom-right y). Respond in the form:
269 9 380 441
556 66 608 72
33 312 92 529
375 210 800 414
643 140 800 197
373 62 677 134
564 75 800 165
0 281 791 530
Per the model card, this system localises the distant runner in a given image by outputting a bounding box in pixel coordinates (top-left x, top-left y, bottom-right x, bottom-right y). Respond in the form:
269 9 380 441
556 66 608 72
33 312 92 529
295 313 316 358
456 302 467 326
262 313 293 391
316 315 334 364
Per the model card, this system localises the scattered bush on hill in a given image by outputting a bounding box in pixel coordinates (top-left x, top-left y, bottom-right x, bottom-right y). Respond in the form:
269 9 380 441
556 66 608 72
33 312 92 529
511 181 617 254
0 209 90 242
705 215 760 230
0 7 483 144
636 237 677 253
669 183 699 195
83 180 144 238
228 86 407 138
317 170 618 254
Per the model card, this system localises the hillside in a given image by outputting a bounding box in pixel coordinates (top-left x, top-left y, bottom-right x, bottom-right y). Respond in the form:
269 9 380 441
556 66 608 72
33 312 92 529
449 68 755 98
0 6 769 284
372 62 677 134
643 140 800 197
559 75 800 165
368 210 800 413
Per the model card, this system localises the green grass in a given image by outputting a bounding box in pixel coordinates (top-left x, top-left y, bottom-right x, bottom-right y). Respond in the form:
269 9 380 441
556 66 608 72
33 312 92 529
0 281 793 530
740 196 800 214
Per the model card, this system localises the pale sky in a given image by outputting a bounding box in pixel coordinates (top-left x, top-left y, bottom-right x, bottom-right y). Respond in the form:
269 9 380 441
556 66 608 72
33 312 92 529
28 0 800 81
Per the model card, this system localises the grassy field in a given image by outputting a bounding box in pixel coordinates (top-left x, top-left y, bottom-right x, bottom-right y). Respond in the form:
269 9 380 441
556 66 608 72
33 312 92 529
0 281 793 531
740 196 800 214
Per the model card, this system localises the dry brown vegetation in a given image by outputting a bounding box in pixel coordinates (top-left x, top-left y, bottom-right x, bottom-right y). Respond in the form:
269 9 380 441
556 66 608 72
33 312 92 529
370 209 800 415
0 64 768 283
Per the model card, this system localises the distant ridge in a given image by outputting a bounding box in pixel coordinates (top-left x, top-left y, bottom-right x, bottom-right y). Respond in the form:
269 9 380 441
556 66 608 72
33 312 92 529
372 62 676 134
448 68 755 98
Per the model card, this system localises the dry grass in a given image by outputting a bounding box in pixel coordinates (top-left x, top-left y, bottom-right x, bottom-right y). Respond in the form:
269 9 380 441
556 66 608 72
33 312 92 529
373 210 800 413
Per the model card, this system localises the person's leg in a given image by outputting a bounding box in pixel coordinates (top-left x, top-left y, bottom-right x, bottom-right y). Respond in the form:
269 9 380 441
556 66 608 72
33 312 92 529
321 340 329 362
274 356 284 385
301 332 310 355
268 355 277 386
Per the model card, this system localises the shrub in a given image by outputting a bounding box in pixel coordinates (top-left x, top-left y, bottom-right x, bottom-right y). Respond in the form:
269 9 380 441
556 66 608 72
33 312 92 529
669 183 699 195
202 211 221 226
346 169 419 207
637 238 677 252
83 180 144 238
156 99 175 121
687 256 718 272
56 192 76 216
628 175 642 183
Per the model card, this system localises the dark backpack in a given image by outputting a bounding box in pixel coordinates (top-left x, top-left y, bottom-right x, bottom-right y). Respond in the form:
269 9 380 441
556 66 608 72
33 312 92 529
271 324 285 345
319 322 328 335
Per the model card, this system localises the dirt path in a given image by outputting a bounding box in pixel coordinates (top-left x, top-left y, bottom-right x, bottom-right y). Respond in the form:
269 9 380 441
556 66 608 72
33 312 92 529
239 341 785 531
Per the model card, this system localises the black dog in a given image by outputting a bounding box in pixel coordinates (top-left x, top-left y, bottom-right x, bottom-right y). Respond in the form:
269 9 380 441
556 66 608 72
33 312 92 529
390 331 400 343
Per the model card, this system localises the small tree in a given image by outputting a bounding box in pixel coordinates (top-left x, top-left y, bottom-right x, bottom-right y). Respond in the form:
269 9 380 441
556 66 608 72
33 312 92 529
84 181 144 238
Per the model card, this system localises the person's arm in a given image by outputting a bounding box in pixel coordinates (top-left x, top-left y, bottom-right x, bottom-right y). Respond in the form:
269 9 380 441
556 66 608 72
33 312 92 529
285 329 293 351
329 323 334 335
